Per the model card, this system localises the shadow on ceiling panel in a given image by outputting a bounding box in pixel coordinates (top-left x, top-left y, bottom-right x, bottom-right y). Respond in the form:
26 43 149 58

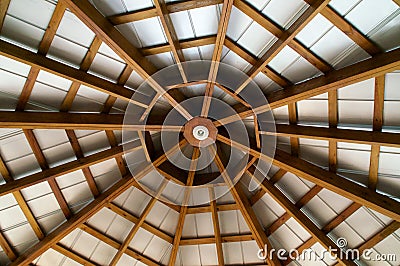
47 35 88 67
338 100 374 126
370 12 400 52
70 85 109 113
89 53 126 82
1 16 44 50
297 98 328 124
146 52 174 69
338 77 375 101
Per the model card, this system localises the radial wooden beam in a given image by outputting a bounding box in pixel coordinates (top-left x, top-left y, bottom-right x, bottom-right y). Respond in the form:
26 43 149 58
168 148 200 266
201 0 234 117
264 124 400 148
369 75 385 190
153 0 187 82
52 244 97 266
108 0 223 25
63 0 192 121
0 40 140 103
247 169 356 266
288 103 299 157
141 35 216 56
211 145 281 266
109 181 167 265
180 234 254 246
250 169 286 205
80 224 160 266
233 0 332 73
0 0 10 31
235 0 330 93
0 231 17 262
0 141 141 196
209 188 224 265
217 135 400 221
328 90 338 172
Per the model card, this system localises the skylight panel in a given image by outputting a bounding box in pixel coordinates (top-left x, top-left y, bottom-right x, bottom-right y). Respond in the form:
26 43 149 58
370 13 400 51
169 11 195 39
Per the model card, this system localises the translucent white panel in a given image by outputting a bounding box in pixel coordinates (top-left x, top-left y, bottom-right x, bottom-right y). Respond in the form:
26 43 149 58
297 99 328 123
89 53 126 81
347 207 385 240
338 78 374 100
262 0 306 28
199 244 218 265
2 16 45 49
271 224 304 250
303 196 339 227
77 131 110 156
317 189 352 214
107 214 134 243
8 0 54 29
276 172 311 203
198 44 215 60
98 43 124 62
296 14 333 47
221 50 251 71
330 222 365 248
122 0 153 12
374 235 400 266
223 242 243 264
370 12 400 51
146 52 174 68
269 46 299 73
71 85 109 112
38 210 66 233
130 227 153 252
0 204 27 229
57 11 95 47
0 55 31 76
237 22 275 56
310 27 355 65
328 0 360 16
61 181 92 207
379 152 400 175
227 6 253 41
385 73 400 100
29 82 67 110
48 35 88 67
339 100 373 125
133 17 167 47
273 106 289 122
180 245 202 265
91 241 118 265
28 193 62 217
182 47 201 60
337 142 371 151
285 218 311 242
338 148 371 172
189 6 219 36
115 23 142 48
142 235 170 261
0 69 26 97
170 11 195 39
118 188 151 217
300 143 329 168
345 0 398 34
218 210 240 235
384 102 400 126
242 241 264 263
91 0 125 16
35 248 64 266
282 57 321 84
125 70 144 89
333 45 371 69
87 208 117 233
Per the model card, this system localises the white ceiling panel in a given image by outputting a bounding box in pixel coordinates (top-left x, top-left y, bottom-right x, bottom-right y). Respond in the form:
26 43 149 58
77 131 110 156
122 0 153 12
56 11 95 47
370 12 400 51
115 23 142 48
189 6 219 37
170 11 195 40
374 234 400 265
303 196 340 228
90 240 118 265
338 77 374 100
2 16 45 50
147 52 174 69
237 22 276 56
35 248 64 266
384 102 400 126
142 235 170 262
346 207 385 240
182 47 201 61
198 244 218 265
242 240 264 264
276 172 311 203
0 69 26 98
179 245 202 265
262 0 307 29
226 6 253 41
271 224 304 250
295 14 333 48
90 0 126 16
222 242 243 264
7 0 54 29
133 17 167 47
0 55 30 76
269 45 299 73
29 82 67 110
282 56 321 84
339 100 373 125
328 0 360 16
338 147 371 173
385 72 400 100
345 0 398 35
89 53 126 82
47 35 88 67
297 99 328 124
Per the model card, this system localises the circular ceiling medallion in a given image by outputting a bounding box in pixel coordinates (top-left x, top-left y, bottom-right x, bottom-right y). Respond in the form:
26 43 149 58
122 61 276 206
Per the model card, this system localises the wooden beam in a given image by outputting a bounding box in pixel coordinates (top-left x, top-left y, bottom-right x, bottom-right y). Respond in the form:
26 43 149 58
141 35 216 56
209 188 224 265
0 0 10 31
0 232 17 261
217 135 400 221
153 0 187 82
369 75 385 189
63 0 192 120
248 169 356 265
233 0 332 73
322 202 361 233
107 203 173 243
0 141 140 196
0 40 136 103
201 0 234 117
109 181 167 265
211 145 281 266
328 90 338 172
107 0 223 25
168 148 200 266
288 103 299 157
356 221 400 252
267 48 400 110
250 169 286 205
15 68 40 111
66 130 100 197
80 224 160 266
186 203 238 214
235 0 331 93
23 129 72 219
52 244 97 266
319 6 381 55
264 124 400 148
180 233 254 245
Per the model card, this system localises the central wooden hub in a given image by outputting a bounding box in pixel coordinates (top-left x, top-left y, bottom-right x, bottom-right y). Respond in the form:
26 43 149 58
183 117 217 147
